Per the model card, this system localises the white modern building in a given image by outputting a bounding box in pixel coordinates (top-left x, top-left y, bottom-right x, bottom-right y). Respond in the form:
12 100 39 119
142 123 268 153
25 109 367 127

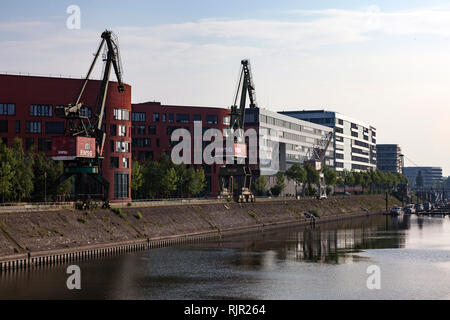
280 110 377 172
245 108 334 174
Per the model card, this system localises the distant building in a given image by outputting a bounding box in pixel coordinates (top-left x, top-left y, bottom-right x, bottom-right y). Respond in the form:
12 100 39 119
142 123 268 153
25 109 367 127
402 167 443 189
280 110 376 171
376 144 404 173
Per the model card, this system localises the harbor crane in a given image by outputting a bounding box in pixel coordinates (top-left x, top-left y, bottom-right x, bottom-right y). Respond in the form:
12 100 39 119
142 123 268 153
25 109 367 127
304 131 334 199
218 59 258 203
52 30 125 209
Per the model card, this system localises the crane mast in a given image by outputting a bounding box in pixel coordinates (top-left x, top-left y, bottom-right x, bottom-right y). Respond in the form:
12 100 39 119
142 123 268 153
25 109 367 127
218 59 258 202
304 131 334 199
52 30 125 209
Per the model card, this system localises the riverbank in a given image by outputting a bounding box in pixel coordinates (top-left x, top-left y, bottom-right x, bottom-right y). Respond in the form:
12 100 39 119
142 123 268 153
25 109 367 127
0 194 399 269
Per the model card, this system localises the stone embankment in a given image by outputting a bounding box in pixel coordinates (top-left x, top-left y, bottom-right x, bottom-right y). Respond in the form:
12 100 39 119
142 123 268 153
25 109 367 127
0 195 399 271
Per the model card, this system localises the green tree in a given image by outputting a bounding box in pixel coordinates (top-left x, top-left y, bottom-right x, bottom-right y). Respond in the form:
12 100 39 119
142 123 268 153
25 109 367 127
0 156 13 202
362 171 372 192
187 168 206 196
305 164 320 196
10 138 34 201
142 161 163 198
285 163 306 197
131 160 144 199
353 171 363 188
323 165 337 186
252 175 268 196
161 167 179 198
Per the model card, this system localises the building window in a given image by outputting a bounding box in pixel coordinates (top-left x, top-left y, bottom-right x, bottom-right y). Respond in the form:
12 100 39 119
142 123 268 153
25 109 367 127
0 103 15 115
30 104 52 117
153 113 160 122
193 114 202 122
110 124 117 136
351 131 358 137
137 125 146 135
45 121 65 134
110 157 119 168
168 113 174 123
162 114 167 122
176 114 189 123
114 173 129 199
223 116 230 125
122 157 129 169
148 125 156 135
26 121 41 133
0 120 7 133
111 140 114 153
113 109 130 121
38 138 52 151
132 138 151 148
116 141 130 153
132 112 145 122
156 138 160 147
15 120 20 133
206 115 218 124
118 125 127 137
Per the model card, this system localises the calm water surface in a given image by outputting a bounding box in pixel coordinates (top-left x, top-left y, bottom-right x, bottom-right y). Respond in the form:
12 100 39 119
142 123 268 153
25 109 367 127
1 214 450 300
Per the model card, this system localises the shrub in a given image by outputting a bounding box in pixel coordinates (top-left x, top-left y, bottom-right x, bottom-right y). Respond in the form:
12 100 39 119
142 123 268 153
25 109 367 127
135 212 143 220
77 216 87 224
112 207 127 219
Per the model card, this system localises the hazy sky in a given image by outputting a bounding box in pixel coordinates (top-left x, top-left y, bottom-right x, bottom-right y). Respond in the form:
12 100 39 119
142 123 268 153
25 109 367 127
2 0 450 175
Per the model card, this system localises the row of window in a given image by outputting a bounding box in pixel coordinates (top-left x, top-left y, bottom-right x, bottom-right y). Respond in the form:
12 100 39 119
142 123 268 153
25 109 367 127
113 109 130 121
131 111 228 125
131 125 157 135
352 155 370 163
352 147 369 156
0 120 66 134
0 103 15 115
30 104 52 117
260 115 319 134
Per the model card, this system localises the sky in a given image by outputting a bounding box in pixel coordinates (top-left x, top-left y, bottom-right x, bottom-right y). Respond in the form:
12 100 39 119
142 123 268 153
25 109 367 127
2 0 450 175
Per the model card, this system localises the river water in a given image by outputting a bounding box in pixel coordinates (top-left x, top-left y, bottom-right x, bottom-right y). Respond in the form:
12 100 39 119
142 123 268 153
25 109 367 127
1 214 450 300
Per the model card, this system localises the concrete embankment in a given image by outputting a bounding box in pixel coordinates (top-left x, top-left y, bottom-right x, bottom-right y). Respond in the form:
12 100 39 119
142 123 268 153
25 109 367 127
0 195 399 271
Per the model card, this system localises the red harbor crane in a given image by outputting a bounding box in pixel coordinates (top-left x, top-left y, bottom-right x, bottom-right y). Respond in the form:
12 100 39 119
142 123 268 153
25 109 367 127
52 30 125 208
218 59 258 203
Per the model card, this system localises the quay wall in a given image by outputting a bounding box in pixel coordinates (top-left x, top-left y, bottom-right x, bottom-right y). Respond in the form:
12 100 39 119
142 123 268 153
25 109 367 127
0 195 399 271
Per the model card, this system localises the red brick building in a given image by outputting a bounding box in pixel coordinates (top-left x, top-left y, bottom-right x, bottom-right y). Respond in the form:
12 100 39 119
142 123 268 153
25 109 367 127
0 74 233 199
0 74 132 202
131 102 230 196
